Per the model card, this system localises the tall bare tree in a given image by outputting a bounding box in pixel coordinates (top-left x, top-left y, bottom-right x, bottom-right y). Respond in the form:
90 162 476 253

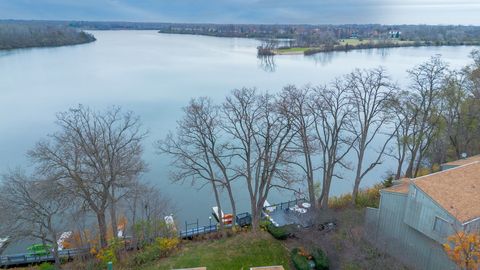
387 90 416 179
29 105 146 248
158 97 237 232
404 55 447 177
345 68 396 203
222 88 296 230
0 170 71 268
279 85 318 208
310 81 356 209
439 70 471 160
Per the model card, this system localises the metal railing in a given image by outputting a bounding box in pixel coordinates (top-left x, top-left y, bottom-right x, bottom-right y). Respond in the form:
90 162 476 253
179 224 218 238
0 248 89 267
263 198 308 213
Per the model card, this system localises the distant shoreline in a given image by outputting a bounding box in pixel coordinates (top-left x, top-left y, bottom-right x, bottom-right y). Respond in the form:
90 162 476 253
267 41 480 56
0 22 96 51
0 38 96 51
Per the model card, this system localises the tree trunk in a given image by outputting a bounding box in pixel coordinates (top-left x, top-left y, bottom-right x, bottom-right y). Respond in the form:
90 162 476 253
301 129 316 208
97 210 108 248
225 184 237 228
250 195 260 233
320 174 332 209
352 136 367 205
51 237 61 269
110 187 118 240
351 160 363 206
211 181 224 235
395 153 405 180
351 180 360 206
405 149 417 178
132 193 138 250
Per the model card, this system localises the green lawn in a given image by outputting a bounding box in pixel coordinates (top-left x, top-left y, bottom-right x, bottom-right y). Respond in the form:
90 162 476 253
142 232 291 270
339 38 368 46
278 47 309 52
274 38 416 55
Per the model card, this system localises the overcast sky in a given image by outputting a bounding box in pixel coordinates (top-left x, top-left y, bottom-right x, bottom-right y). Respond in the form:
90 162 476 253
0 0 479 25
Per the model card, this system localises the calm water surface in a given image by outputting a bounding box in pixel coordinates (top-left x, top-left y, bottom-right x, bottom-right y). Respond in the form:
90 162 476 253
0 30 477 230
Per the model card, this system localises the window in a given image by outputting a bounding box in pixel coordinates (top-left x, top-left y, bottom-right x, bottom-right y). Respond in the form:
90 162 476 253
433 216 449 237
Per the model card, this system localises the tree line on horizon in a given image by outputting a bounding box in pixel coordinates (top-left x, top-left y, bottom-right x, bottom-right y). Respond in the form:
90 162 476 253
0 49 479 267
0 22 95 50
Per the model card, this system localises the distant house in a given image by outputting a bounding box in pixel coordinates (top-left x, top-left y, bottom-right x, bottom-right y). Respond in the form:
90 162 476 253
365 158 480 270
388 30 401 38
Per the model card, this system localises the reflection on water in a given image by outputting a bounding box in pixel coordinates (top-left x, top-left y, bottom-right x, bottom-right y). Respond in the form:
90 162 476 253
306 51 335 66
258 55 277 72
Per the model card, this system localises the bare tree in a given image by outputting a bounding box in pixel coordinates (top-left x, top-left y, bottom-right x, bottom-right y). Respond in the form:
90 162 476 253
310 81 356 209
387 90 416 179
279 85 318 208
222 88 296 230
466 50 480 98
0 170 71 268
345 68 397 203
29 105 146 248
125 182 174 247
157 97 237 232
404 55 447 177
439 70 471 160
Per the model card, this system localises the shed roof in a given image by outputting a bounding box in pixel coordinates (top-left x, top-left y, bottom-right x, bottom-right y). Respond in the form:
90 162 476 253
413 161 480 223
382 178 411 194
441 154 480 167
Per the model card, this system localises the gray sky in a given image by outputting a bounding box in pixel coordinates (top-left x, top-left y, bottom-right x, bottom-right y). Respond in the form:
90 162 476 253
0 0 479 25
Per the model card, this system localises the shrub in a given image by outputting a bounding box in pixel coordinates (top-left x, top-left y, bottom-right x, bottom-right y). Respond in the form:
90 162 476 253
312 248 329 270
38 262 55 270
382 175 394 188
131 237 179 266
156 237 179 257
259 220 270 231
96 239 121 265
329 184 382 209
132 246 157 266
266 223 291 240
290 248 311 270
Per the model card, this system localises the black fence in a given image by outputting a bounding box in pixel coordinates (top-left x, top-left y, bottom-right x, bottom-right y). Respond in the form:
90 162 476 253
0 248 89 267
263 198 308 213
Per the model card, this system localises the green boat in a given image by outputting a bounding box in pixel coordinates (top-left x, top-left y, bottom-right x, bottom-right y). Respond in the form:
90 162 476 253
27 244 52 256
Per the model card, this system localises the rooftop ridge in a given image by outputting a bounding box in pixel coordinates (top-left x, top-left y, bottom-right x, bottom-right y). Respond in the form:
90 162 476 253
412 160 480 183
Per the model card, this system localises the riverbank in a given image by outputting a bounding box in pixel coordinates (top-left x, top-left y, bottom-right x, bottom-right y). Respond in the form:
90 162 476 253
0 23 96 50
269 38 480 56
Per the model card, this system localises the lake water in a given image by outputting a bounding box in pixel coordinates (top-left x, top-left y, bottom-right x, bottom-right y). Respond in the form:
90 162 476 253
0 30 478 233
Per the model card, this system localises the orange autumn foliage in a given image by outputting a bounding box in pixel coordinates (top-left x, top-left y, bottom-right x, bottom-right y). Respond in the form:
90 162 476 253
443 231 480 270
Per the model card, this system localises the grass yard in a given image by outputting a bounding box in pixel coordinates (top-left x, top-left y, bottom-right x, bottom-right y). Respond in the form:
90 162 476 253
275 47 310 54
274 38 416 55
142 231 291 270
338 38 369 46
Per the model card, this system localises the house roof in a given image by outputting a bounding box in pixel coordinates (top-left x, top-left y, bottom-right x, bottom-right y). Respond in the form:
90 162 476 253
441 154 480 167
413 161 480 223
382 178 411 194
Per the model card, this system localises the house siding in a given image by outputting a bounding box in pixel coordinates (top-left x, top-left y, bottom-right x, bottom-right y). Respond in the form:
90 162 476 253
404 185 456 243
366 191 457 270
